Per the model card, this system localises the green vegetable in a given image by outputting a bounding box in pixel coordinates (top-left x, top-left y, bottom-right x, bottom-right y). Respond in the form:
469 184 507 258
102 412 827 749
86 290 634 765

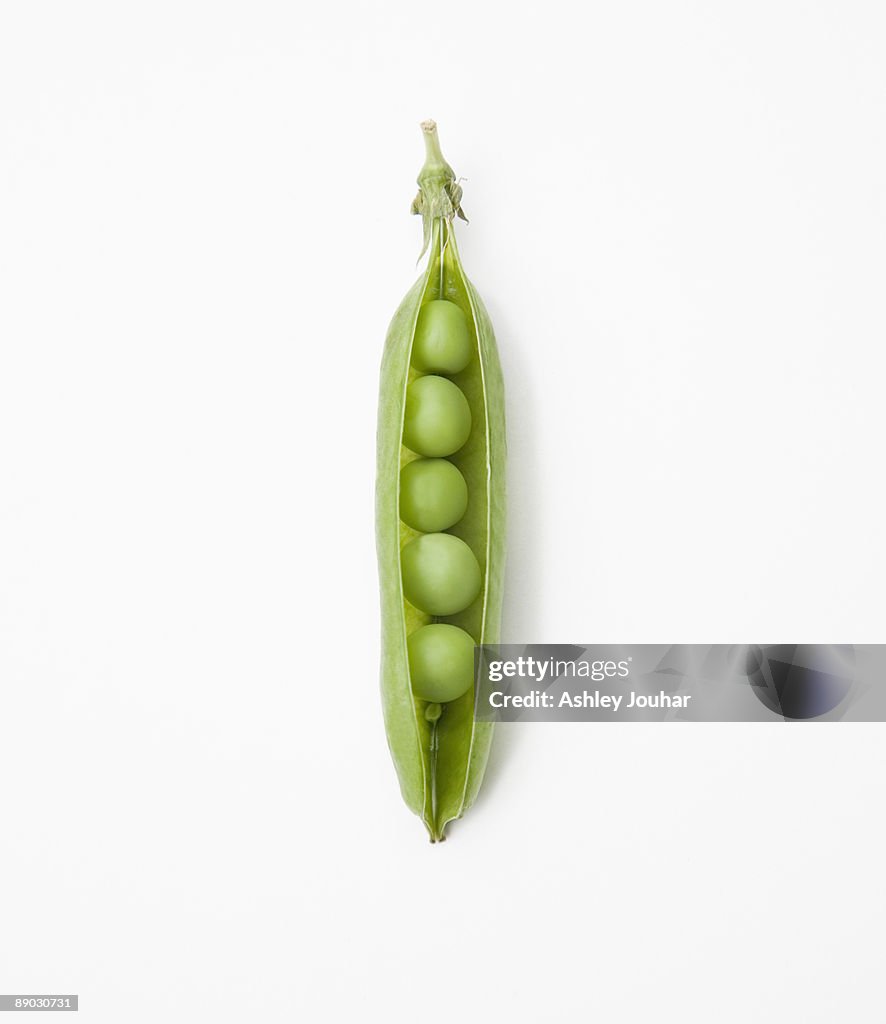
399 458 468 534
407 624 476 703
376 120 506 841
401 532 481 616
403 375 472 457
412 300 473 375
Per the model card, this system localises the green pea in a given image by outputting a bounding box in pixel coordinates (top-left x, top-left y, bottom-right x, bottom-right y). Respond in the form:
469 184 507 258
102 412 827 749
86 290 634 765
400 532 481 615
402 375 471 457
408 624 476 703
399 458 468 533
412 300 472 375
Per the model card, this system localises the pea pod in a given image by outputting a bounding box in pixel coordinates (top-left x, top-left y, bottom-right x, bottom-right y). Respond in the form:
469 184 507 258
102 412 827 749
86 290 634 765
376 121 506 841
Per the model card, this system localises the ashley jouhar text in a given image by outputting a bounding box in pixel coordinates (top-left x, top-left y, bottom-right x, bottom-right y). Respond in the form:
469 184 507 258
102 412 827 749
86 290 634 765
486 657 631 684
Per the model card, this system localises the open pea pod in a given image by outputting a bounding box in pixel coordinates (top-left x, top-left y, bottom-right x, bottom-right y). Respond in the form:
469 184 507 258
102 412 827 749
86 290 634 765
376 121 506 841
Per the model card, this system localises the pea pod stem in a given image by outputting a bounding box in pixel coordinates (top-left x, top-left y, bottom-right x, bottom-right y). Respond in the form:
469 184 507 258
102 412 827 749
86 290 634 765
419 119 454 185
412 122 466 262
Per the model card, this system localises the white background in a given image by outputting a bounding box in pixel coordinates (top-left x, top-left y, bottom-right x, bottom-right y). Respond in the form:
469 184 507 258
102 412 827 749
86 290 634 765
1 1 885 1021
